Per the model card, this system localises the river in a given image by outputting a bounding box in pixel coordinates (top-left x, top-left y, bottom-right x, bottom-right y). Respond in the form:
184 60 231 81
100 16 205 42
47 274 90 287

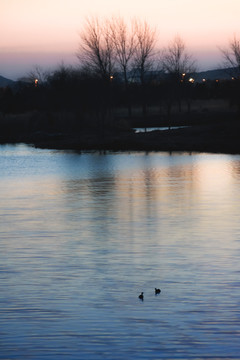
1 144 240 359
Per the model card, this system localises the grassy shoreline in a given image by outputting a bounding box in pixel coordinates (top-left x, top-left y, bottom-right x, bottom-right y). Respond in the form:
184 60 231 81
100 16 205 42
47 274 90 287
1 101 240 154
1 118 240 155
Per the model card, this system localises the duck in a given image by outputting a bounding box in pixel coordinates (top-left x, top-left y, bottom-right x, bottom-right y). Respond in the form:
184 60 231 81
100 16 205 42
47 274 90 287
155 288 161 294
138 292 144 300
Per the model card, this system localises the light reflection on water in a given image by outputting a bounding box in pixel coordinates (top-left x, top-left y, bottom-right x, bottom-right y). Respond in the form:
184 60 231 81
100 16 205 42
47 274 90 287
1 144 240 359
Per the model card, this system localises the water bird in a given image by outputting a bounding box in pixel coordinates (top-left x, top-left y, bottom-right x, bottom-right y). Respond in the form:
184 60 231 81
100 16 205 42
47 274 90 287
155 288 161 294
139 292 144 300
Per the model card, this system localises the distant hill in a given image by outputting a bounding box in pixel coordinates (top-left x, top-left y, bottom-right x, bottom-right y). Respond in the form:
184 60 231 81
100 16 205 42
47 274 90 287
0 75 15 88
194 68 238 82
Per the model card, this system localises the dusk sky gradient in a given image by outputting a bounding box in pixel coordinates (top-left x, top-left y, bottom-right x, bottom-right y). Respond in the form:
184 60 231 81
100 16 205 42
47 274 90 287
1 0 240 80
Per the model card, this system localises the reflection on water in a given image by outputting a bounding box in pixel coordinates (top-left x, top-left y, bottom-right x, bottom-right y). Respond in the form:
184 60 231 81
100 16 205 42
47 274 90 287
134 126 188 132
1 144 240 359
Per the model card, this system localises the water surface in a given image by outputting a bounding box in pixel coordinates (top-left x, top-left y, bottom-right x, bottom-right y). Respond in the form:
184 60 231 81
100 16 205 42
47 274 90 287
134 126 188 132
1 144 240 359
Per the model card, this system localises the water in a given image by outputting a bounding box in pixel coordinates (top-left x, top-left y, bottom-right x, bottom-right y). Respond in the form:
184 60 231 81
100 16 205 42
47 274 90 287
134 126 188 132
1 144 240 359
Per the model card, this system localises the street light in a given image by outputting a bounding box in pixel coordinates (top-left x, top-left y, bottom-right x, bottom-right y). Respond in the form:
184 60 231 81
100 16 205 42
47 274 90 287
181 73 186 83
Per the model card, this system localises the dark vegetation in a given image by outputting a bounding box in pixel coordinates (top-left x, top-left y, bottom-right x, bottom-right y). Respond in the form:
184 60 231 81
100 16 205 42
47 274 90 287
0 18 240 154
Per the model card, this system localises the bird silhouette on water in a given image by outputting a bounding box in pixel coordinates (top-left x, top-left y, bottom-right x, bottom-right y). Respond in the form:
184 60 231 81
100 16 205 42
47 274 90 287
138 292 144 300
155 288 161 294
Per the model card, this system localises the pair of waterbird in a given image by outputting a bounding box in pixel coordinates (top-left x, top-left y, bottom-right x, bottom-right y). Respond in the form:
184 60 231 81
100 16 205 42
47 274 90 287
139 288 161 300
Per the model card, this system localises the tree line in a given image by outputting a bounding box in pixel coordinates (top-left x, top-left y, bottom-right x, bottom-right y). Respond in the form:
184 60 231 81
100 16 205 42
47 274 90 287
0 16 240 136
77 17 197 83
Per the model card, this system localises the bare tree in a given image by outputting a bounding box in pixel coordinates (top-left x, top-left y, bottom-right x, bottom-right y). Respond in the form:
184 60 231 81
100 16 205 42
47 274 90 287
161 36 196 121
28 65 49 85
77 17 118 135
162 36 196 80
133 20 157 86
77 17 115 82
109 17 136 86
109 17 137 117
221 35 240 111
132 20 157 117
221 35 240 79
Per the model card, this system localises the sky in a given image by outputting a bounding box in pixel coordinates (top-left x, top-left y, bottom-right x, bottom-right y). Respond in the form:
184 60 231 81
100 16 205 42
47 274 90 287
1 0 240 80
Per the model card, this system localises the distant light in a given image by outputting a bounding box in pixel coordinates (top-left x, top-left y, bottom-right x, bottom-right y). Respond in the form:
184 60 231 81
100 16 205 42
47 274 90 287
35 78 38 87
232 77 235 80
215 79 219 83
110 75 114 80
181 73 186 82
189 78 194 83
202 78 206 82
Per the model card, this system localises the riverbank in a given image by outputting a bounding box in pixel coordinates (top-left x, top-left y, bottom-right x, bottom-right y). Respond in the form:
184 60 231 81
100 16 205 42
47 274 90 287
0 103 240 154
1 116 240 154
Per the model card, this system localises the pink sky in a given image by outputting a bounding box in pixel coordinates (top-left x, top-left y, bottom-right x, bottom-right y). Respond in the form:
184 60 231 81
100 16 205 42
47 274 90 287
1 0 240 80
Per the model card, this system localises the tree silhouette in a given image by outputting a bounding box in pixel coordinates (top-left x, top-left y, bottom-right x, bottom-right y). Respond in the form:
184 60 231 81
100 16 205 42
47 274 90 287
221 35 240 79
221 35 240 110
133 20 156 86
28 65 49 85
78 17 115 82
133 20 157 117
109 17 136 85
162 36 196 80
109 16 136 116
161 36 196 119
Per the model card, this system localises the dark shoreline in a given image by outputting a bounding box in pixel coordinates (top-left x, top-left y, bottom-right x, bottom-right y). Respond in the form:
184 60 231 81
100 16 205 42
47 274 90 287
1 117 240 155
